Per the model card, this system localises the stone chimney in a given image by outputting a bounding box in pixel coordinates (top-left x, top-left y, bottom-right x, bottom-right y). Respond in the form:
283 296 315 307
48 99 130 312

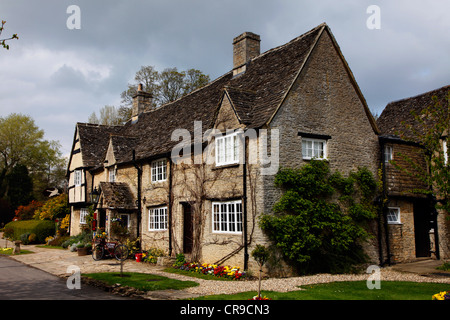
233 32 260 76
131 83 153 121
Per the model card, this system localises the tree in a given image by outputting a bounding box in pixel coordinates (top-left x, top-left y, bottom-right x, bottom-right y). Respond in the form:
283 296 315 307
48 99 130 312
0 20 18 50
0 114 65 204
394 91 450 215
6 164 33 209
88 105 126 126
120 65 210 110
260 160 378 274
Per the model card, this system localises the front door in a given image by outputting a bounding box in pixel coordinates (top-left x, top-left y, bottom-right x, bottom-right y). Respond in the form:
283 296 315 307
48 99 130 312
182 203 193 254
413 201 431 258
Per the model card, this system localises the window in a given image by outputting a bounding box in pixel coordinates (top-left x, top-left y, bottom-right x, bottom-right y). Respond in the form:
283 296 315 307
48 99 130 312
215 132 239 166
74 169 82 186
119 214 130 228
149 206 168 231
302 138 327 160
384 146 393 163
212 200 242 234
387 207 401 224
80 208 89 224
151 159 167 182
444 139 448 166
109 168 116 182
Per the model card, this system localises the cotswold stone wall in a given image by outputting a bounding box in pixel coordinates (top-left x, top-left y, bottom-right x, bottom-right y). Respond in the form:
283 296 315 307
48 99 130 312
264 29 381 268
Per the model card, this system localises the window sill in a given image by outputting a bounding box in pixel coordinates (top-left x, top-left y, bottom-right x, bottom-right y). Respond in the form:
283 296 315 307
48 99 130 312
213 163 240 170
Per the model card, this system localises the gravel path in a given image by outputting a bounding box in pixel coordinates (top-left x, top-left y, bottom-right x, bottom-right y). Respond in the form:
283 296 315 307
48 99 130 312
3 241 450 298
144 266 450 296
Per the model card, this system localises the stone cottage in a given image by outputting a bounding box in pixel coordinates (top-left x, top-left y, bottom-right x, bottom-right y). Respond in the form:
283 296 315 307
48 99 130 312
67 23 381 272
376 85 449 263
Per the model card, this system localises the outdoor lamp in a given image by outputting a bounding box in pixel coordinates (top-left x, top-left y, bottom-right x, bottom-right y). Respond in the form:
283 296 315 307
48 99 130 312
90 186 100 204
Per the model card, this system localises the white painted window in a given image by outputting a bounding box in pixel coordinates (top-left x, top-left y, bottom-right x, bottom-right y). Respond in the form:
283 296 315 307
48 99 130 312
384 146 393 163
109 168 116 182
79 208 89 224
215 132 239 166
443 140 448 166
302 138 327 160
74 169 82 186
387 207 401 224
151 159 167 182
212 200 242 234
149 206 168 231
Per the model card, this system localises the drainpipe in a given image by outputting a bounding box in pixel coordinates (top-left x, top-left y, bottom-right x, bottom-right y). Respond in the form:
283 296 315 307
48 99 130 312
133 150 142 251
168 156 173 256
242 133 249 271
380 138 391 265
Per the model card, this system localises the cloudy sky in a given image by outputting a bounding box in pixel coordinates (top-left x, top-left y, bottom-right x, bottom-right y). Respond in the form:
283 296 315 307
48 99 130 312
1 0 449 158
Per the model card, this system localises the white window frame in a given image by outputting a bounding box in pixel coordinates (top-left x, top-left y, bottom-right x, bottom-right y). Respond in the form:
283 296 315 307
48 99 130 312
109 167 116 182
443 139 448 166
149 206 168 231
151 159 167 182
74 169 82 186
302 138 327 160
212 200 243 234
79 208 89 224
215 132 240 166
387 207 401 224
384 146 393 163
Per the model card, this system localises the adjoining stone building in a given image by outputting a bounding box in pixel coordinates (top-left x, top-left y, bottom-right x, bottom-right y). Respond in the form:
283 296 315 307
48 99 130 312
67 23 382 273
377 85 449 263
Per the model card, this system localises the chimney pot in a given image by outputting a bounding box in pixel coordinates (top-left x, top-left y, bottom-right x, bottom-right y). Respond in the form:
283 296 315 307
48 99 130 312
131 83 153 121
233 32 260 75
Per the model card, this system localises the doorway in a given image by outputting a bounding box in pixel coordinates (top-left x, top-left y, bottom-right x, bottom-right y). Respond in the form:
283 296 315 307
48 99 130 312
413 200 431 258
182 203 193 254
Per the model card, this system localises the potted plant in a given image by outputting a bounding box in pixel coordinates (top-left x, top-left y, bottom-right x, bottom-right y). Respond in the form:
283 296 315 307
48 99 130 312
77 243 88 256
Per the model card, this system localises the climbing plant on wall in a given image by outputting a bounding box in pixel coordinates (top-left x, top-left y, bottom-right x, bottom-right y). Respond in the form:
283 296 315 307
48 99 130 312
260 160 378 274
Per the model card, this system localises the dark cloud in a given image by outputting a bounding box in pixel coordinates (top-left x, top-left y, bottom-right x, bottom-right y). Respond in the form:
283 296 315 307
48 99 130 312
0 0 448 156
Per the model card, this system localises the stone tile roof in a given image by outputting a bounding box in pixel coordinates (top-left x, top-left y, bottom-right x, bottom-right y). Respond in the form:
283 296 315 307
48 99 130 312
77 123 122 167
377 85 449 141
99 182 136 209
76 23 372 167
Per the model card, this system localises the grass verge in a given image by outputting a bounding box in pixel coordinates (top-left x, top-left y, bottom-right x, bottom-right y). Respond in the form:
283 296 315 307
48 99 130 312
83 272 199 292
194 281 450 300
0 248 33 255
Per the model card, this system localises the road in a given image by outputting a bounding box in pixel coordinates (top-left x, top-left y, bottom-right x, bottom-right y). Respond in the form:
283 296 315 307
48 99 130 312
0 255 130 300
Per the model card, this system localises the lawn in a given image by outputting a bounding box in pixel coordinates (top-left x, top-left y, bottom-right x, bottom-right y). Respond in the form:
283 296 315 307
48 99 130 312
83 272 199 292
194 281 450 300
0 247 33 255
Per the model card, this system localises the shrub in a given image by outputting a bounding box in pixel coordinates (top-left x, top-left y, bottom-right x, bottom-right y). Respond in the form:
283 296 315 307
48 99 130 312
14 200 43 221
260 160 378 275
4 220 56 243
33 194 69 221
20 232 31 244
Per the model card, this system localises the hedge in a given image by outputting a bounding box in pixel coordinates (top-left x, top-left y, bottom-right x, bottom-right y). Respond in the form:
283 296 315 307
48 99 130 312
4 220 56 243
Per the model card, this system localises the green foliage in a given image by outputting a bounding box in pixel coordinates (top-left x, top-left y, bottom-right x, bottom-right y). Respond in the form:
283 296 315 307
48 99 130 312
173 253 186 267
5 220 56 243
251 245 270 267
260 160 378 274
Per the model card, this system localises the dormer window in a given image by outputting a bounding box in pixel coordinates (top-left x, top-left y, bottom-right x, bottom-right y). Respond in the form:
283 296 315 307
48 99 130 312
215 132 239 166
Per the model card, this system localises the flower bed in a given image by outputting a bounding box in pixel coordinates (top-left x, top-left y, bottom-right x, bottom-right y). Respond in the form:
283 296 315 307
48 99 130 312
177 262 246 280
432 291 450 300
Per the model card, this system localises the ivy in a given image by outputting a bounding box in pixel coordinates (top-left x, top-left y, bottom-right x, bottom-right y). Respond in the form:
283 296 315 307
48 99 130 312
260 160 378 274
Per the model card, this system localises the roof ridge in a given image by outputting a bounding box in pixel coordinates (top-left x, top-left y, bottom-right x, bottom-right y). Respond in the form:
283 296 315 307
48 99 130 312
250 23 327 62
386 84 450 106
